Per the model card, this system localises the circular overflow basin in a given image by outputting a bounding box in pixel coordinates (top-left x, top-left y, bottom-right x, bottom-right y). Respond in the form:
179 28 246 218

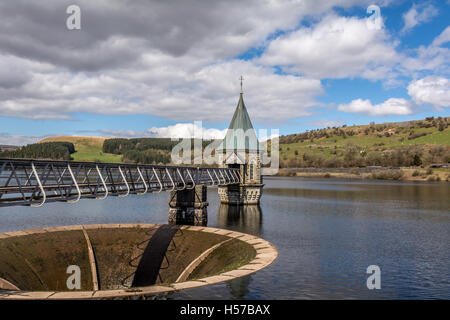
0 224 277 299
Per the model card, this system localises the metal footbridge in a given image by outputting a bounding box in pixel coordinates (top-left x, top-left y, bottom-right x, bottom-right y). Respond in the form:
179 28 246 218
0 159 241 207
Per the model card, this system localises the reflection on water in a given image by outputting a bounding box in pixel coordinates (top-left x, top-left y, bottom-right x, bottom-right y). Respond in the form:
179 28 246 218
215 204 261 299
218 204 262 236
1 177 449 299
227 274 253 299
171 177 450 300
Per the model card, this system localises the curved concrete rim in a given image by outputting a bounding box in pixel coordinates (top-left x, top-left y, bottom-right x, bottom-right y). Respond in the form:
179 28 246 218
0 224 278 300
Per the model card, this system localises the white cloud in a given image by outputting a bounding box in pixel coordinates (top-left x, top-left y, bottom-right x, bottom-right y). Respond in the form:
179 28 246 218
100 123 227 140
0 0 445 128
400 26 450 75
432 25 450 47
309 119 343 128
0 58 323 122
0 133 51 146
401 3 438 33
0 0 368 72
0 1 381 124
97 121 281 141
149 123 226 140
258 14 399 79
407 76 450 108
337 98 414 116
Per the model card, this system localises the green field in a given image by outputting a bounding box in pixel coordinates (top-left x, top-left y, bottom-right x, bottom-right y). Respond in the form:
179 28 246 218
40 136 122 163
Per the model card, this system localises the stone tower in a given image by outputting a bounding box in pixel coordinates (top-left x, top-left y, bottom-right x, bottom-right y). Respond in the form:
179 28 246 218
217 80 263 205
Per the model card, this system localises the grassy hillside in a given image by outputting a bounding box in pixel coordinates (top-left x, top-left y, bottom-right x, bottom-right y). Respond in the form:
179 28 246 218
40 136 121 163
277 117 450 168
36 117 449 168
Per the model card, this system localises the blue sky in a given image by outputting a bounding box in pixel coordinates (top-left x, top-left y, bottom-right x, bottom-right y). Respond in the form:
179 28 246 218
0 0 449 144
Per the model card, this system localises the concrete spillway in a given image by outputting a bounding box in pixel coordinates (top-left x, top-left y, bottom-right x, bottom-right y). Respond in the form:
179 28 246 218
0 224 277 299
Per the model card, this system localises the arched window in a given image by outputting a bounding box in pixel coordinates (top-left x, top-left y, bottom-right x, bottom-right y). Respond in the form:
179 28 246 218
250 163 254 180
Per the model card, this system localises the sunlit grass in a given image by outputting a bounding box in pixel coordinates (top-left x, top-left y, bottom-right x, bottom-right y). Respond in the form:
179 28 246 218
40 136 122 163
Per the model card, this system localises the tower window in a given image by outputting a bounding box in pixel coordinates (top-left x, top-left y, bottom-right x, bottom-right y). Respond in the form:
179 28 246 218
250 164 254 180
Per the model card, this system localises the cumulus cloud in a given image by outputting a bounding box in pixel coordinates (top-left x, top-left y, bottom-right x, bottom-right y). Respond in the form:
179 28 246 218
337 98 414 116
407 76 450 108
1 0 444 128
258 14 399 79
0 0 377 124
401 3 438 33
0 59 323 122
0 0 366 72
99 122 227 140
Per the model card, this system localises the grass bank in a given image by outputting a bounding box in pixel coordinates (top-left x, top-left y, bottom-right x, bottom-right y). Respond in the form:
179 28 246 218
276 167 450 182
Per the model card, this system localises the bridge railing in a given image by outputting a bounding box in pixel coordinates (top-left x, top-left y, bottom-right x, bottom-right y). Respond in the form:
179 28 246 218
0 159 241 207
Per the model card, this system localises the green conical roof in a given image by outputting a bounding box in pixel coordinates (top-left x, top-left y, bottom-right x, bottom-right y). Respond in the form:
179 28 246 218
228 93 254 131
217 93 259 152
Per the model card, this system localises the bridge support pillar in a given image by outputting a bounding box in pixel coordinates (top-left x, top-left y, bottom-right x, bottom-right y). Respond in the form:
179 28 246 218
168 185 208 225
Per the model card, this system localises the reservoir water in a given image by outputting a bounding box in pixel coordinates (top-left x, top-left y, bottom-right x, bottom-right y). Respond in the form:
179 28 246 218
1 176 449 299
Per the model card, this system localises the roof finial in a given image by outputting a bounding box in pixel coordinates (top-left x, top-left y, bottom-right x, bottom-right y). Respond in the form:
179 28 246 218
239 75 244 94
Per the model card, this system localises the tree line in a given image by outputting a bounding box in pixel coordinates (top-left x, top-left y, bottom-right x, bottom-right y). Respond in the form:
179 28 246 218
0 142 75 160
103 138 178 154
103 138 218 164
121 149 171 164
279 144 450 168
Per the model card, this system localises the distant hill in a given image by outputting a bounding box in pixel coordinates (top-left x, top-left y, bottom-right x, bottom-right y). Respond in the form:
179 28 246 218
38 136 217 164
30 116 449 168
276 116 450 168
40 136 121 163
